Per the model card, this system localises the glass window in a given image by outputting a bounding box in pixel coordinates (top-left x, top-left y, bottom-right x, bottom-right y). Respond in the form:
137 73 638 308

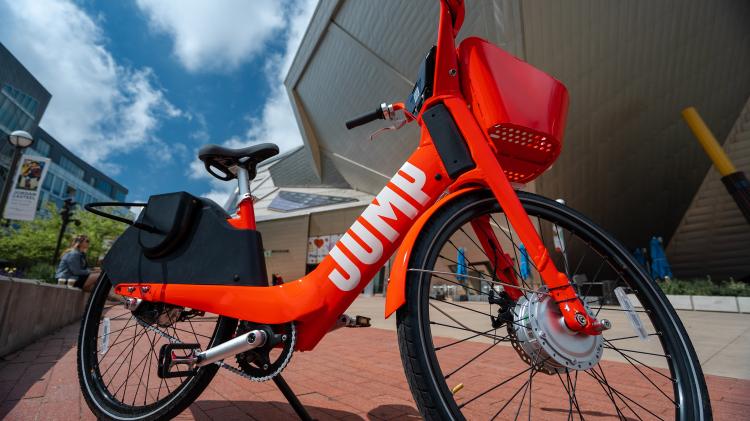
95 179 112 196
6 108 19 130
0 97 13 128
51 177 62 196
37 191 48 210
59 156 85 179
1 84 38 117
32 139 51 156
19 115 31 131
114 190 126 201
43 172 54 191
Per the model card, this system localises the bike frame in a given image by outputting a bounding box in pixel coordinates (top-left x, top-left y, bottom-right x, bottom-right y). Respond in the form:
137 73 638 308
114 0 604 352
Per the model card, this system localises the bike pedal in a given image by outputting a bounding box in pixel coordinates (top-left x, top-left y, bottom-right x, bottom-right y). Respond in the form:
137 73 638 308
157 343 201 379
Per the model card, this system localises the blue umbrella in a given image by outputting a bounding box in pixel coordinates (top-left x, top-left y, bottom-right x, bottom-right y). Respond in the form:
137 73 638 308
519 244 530 280
633 248 647 269
649 237 673 280
456 247 467 282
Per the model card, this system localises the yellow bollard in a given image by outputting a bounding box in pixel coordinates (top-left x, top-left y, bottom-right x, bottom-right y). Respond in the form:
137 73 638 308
682 106 750 225
681 107 736 176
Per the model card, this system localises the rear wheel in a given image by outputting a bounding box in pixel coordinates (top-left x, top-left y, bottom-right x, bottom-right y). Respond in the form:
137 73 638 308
397 190 710 420
77 274 238 420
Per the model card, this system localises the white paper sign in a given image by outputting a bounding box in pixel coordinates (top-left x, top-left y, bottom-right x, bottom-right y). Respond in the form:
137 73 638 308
307 234 342 264
2 155 51 221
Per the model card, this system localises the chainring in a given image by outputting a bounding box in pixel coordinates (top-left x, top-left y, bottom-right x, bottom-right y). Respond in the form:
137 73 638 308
235 321 295 381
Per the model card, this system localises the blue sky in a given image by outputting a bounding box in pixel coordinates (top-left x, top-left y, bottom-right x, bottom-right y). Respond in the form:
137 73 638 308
0 0 317 204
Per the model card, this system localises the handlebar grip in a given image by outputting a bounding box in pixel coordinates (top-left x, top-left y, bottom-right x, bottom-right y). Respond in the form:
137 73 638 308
345 107 384 130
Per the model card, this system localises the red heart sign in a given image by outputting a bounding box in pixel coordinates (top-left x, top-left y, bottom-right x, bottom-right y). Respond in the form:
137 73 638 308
314 239 325 248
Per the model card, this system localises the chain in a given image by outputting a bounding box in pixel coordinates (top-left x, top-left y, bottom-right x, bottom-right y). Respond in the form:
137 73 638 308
134 317 295 382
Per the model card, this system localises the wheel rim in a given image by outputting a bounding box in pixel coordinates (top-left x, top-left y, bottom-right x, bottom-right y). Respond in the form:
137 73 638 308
413 195 698 420
79 275 228 416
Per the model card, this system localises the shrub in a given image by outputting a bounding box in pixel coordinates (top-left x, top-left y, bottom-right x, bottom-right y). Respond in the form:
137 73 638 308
24 262 56 284
658 278 750 297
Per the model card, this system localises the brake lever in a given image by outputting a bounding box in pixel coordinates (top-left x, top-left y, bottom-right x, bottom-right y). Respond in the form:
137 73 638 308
368 103 416 141
368 118 409 141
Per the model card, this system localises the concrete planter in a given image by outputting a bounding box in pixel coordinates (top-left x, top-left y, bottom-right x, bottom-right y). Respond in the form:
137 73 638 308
0 276 89 357
623 293 746 313
692 295 739 313
738 297 750 313
666 295 693 310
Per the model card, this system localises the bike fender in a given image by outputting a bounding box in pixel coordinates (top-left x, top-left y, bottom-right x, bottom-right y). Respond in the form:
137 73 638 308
385 185 482 318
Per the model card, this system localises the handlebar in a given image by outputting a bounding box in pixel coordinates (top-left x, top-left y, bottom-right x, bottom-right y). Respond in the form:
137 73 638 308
345 107 384 130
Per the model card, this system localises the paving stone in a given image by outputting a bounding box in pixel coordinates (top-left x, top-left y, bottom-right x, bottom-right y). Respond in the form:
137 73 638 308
0 322 747 420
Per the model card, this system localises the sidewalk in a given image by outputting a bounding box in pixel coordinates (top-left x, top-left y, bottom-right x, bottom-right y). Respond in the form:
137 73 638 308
1 297 749 420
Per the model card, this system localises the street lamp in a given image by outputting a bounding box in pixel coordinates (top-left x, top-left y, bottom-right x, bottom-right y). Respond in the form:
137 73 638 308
0 130 34 220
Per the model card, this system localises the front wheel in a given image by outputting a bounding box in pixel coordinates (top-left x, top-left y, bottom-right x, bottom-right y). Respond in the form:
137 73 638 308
397 190 710 420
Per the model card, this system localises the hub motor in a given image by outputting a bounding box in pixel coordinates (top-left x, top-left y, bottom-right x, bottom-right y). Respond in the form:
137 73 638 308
509 287 603 374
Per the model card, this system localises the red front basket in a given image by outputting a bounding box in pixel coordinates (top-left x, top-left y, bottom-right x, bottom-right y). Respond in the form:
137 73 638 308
458 37 569 184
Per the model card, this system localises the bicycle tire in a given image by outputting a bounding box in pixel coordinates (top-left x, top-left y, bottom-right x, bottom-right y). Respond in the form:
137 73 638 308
77 273 238 420
397 190 711 420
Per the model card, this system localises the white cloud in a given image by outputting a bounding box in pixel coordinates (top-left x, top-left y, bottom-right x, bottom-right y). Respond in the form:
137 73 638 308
0 0 183 171
135 0 285 73
187 0 317 205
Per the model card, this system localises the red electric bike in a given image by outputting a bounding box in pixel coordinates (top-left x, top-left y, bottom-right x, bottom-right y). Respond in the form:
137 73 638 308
78 1 710 419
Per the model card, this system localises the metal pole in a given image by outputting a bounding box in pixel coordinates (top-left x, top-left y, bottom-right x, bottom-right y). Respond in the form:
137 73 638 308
52 218 68 267
52 199 74 266
0 145 23 220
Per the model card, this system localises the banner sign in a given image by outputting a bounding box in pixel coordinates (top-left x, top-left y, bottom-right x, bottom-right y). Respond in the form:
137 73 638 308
307 234 342 264
2 155 51 221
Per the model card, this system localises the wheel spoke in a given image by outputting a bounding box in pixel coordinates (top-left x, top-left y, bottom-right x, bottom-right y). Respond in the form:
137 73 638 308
459 364 535 409
444 338 503 379
435 327 502 351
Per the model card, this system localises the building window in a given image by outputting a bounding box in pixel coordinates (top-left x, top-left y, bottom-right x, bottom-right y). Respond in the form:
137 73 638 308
59 155 85 179
51 176 63 196
43 172 54 191
2 84 38 116
114 189 126 202
32 139 51 156
0 84 37 132
95 179 112 196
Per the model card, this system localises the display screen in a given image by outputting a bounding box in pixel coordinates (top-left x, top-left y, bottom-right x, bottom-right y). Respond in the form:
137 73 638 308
405 46 436 115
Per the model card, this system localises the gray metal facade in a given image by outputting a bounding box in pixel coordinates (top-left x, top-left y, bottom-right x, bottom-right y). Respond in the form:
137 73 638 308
667 98 750 279
285 1 750 276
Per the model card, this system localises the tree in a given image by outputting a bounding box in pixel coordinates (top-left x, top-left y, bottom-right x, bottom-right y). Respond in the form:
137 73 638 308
0 203 128 273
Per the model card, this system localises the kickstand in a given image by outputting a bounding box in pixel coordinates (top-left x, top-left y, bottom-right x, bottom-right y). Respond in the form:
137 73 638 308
273 375 314 421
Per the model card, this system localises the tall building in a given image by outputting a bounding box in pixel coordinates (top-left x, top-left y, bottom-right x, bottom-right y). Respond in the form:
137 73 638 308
0 43 51 184
30 128 127 212
0 42 127 212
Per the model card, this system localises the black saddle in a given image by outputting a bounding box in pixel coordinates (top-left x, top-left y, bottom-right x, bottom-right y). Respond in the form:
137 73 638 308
198 143 279 181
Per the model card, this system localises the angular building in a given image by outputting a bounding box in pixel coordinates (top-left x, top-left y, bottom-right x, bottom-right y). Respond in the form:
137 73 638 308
283 0 750 279
0 43 51 183
30 128 128 211
0 42 127 213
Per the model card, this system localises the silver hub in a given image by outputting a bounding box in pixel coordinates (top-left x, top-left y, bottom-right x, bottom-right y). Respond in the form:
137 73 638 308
510 288 603 374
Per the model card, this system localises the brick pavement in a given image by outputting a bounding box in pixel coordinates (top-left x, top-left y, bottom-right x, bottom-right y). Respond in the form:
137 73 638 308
1 323 748 420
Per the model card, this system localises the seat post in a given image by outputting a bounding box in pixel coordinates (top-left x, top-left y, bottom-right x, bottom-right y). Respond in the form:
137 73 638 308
232 161 256 230
236 165 252 200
